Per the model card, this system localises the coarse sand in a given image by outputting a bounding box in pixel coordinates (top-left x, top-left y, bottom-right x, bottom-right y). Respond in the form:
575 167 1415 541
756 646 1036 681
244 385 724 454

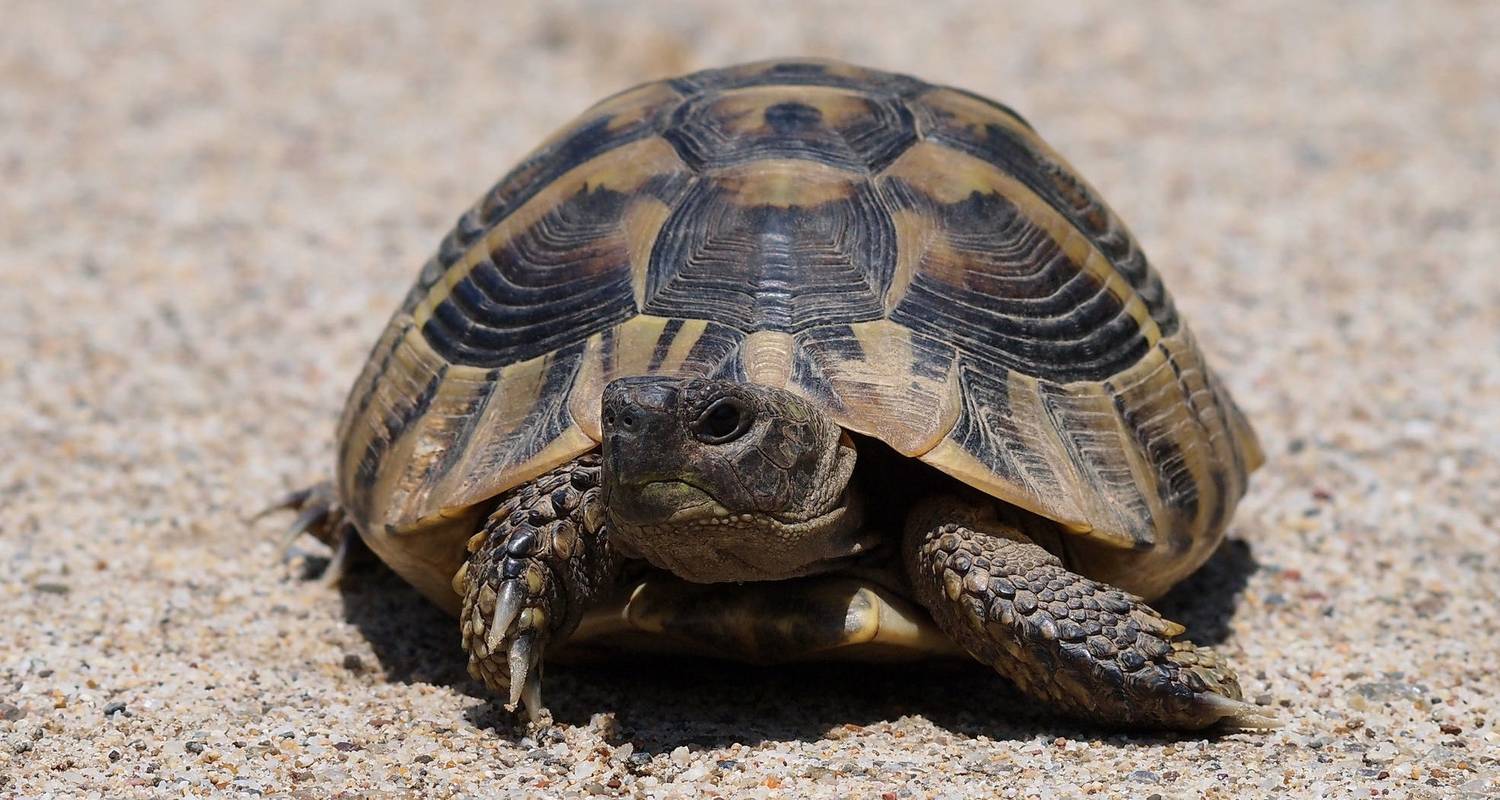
2 1 1497 797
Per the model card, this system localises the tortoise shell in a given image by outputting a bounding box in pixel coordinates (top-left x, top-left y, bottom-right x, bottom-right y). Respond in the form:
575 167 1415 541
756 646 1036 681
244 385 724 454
335 59 1262 607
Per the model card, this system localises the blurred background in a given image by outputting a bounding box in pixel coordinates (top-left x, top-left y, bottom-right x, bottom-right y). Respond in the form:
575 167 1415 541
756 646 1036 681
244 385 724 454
2 1 1496 796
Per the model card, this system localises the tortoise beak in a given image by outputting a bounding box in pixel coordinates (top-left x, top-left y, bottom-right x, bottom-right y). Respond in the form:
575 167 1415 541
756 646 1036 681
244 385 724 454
601 377 696 521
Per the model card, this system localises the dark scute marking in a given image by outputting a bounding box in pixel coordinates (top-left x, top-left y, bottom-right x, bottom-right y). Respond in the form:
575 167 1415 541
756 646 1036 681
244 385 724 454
341 323 408 458
488 342 590 473
1038 381 1155 548
907 329 954 384
602 320 744 380
786 332 848 414
764 101 823 132
354 363 448 496
863 100 919 173
642 179 896 333
646 318 684 371
946 365 1058 498
400 102 675 315
420 185 639 368
687 323 747 380
476 117 654 230
339 322 413 500
1107 376 1198 531
914 97 1179 334
885 181 1151 383
662 90 917 172
1158 352 1206 522
941 86 1038 132
430 367 501 483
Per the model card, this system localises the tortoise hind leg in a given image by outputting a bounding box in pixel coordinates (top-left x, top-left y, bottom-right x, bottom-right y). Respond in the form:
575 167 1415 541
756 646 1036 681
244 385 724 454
458 453 621 721
903 495 1278 730
257 481 361 586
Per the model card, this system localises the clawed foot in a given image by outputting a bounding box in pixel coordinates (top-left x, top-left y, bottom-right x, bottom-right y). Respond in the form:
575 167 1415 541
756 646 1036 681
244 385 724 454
458 530 555 721
256 481 357 585
907 499 1280 730
455 455 616 722
1165 639 1282 730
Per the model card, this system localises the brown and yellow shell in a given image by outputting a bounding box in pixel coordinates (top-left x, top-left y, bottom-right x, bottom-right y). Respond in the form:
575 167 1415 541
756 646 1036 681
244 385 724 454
335 59 1262 606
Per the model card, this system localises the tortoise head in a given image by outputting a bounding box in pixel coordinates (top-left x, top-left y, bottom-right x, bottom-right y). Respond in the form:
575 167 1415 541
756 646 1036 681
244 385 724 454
600 377 868 583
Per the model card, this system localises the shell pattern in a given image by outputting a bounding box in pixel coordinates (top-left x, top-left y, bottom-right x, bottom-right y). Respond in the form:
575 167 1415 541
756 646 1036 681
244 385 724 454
334 60 1261 599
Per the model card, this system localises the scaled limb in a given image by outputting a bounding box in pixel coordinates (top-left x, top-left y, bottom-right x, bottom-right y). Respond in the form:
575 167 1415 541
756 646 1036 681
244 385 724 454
457 453 621 721
904 496 1278 730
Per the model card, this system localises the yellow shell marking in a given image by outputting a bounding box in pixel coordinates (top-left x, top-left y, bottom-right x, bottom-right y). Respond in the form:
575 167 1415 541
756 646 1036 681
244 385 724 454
711 158 862 208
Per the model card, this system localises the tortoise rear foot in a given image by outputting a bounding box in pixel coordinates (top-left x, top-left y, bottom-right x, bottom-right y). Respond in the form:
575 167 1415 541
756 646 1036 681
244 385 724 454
905 497 1279 731
458 455 619 722
258 481 358 585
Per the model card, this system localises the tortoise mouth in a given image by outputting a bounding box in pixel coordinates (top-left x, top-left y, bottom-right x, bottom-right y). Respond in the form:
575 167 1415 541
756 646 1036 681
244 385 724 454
607 494 876 584
605 479 729 526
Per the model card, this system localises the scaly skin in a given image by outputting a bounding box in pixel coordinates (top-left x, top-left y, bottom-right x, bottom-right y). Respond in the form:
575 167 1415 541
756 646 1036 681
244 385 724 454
456 454 620 720
904 496 1275 730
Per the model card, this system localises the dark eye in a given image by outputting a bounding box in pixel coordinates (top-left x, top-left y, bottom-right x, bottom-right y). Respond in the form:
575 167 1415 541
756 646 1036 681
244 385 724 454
693 397 751 444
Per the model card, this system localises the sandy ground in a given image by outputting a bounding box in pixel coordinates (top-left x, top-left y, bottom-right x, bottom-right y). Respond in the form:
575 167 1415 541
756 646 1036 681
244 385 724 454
3 1 1498 797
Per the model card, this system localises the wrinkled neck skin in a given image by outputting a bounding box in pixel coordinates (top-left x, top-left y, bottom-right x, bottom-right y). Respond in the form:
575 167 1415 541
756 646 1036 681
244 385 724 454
600 377 871 583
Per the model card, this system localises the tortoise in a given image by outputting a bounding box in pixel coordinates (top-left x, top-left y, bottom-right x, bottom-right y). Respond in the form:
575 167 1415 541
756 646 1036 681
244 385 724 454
273 58 1273 730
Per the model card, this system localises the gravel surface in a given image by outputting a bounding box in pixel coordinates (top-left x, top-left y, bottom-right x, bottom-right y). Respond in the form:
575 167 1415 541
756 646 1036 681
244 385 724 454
3 1 1498 797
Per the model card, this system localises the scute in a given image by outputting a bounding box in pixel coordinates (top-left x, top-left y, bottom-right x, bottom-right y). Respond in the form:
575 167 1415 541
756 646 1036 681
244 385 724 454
336 59 1261 604
663 84 917 171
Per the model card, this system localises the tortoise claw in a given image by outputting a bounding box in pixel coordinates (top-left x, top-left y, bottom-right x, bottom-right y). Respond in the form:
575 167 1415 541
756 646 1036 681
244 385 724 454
251 486 316 522
488 581 525 655
520 667 545 724
506 632 539 711
257 481 354 583
1200 693 1283 730
316 521 358 587
280 504 332 553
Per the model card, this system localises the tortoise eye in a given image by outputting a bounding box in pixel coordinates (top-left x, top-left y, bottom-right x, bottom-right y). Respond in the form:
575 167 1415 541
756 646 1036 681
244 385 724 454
693 397 752 444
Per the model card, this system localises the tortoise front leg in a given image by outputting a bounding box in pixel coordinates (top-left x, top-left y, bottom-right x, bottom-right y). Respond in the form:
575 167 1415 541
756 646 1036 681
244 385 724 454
904 496 1277 730
457 453 620 721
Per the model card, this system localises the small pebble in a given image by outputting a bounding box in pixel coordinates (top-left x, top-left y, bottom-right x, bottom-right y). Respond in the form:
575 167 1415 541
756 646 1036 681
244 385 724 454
103 701 127 717
670 745 691 766
1363 743 1399 765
